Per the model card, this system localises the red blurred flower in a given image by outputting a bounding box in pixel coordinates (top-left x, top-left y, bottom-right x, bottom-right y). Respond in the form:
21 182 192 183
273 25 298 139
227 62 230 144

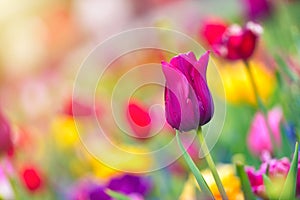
201 20 262 61
21 166 43 192
126 100 151 139
200 18 228 46
0 110 13 156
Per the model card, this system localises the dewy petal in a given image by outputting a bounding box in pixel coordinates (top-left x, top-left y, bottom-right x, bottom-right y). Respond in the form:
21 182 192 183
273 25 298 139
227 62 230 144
169 54 194 79
191 69 214 125
162 59 199 131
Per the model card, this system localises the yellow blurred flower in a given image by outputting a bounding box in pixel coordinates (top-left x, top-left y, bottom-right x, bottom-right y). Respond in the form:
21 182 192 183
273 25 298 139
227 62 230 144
180 164 244 200
86 144 153 180
213 60 275 105
51 116 79 149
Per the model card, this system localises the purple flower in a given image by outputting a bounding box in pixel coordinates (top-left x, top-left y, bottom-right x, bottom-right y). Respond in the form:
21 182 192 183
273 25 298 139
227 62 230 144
89 186 111 200
107 174 152 196
244 0 272 21
162 51 214 132
0 110 13 156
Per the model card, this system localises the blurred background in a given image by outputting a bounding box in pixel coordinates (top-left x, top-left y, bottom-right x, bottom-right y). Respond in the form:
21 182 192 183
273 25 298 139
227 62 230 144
1 0 300 199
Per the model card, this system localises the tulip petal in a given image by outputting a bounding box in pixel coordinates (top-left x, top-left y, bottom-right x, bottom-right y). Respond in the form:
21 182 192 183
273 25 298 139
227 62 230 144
195 51 210 81
162 61 189 101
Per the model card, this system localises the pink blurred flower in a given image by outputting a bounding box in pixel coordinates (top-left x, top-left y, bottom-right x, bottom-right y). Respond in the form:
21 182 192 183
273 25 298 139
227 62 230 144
0 110 13 156
247 107 283 156
246 157 290 197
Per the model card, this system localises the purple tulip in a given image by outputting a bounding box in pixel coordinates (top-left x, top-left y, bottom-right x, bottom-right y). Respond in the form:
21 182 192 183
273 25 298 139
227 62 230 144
0 111 13 156
162 51 214 132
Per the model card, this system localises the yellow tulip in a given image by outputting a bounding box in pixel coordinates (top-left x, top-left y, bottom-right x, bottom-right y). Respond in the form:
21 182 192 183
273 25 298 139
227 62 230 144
211 60 275 105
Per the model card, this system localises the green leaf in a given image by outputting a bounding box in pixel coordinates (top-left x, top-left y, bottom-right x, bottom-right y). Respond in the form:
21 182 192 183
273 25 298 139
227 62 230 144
274 54 298 82
263 174 276 199
175 130 214 199
280 142 299 199
236 163 256 200
106 190 131 200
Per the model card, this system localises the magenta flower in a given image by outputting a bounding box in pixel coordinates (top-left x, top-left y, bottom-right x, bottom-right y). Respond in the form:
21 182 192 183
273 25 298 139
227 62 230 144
246 157 290 197
0 110 13 156
162 51 214 132
247 107 283 156
243 0 272 21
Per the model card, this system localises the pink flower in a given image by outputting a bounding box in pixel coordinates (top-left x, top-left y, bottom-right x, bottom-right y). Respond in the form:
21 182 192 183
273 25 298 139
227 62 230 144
247 107 283 156
162 51 214 132
0 110 13 156
246 157 290 197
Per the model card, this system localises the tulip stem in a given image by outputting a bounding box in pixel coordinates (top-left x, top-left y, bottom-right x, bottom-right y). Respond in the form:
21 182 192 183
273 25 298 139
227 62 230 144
175 130 214 199
243 60 278 155
197 128 228 200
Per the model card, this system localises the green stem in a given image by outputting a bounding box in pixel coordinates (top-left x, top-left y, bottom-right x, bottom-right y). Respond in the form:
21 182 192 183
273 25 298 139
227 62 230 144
175 130 214 199
243 60 278 156
197 128 228 200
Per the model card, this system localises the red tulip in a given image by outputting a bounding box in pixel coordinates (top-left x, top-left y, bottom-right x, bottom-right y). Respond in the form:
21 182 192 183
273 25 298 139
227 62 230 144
200 18 228 46
21 166 43 192
126 100 151 138
201 21 262 61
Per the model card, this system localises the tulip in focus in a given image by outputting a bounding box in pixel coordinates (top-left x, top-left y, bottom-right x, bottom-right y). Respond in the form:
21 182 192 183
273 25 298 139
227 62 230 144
162 51 214 132
0 111 13 156
247 107 283 156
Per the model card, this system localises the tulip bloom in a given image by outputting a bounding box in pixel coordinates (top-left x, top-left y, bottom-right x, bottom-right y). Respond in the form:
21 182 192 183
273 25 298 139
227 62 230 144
162 51 214 132
0 111 13 156
246 157 290 197
247 107 282 156
201 20 262 61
